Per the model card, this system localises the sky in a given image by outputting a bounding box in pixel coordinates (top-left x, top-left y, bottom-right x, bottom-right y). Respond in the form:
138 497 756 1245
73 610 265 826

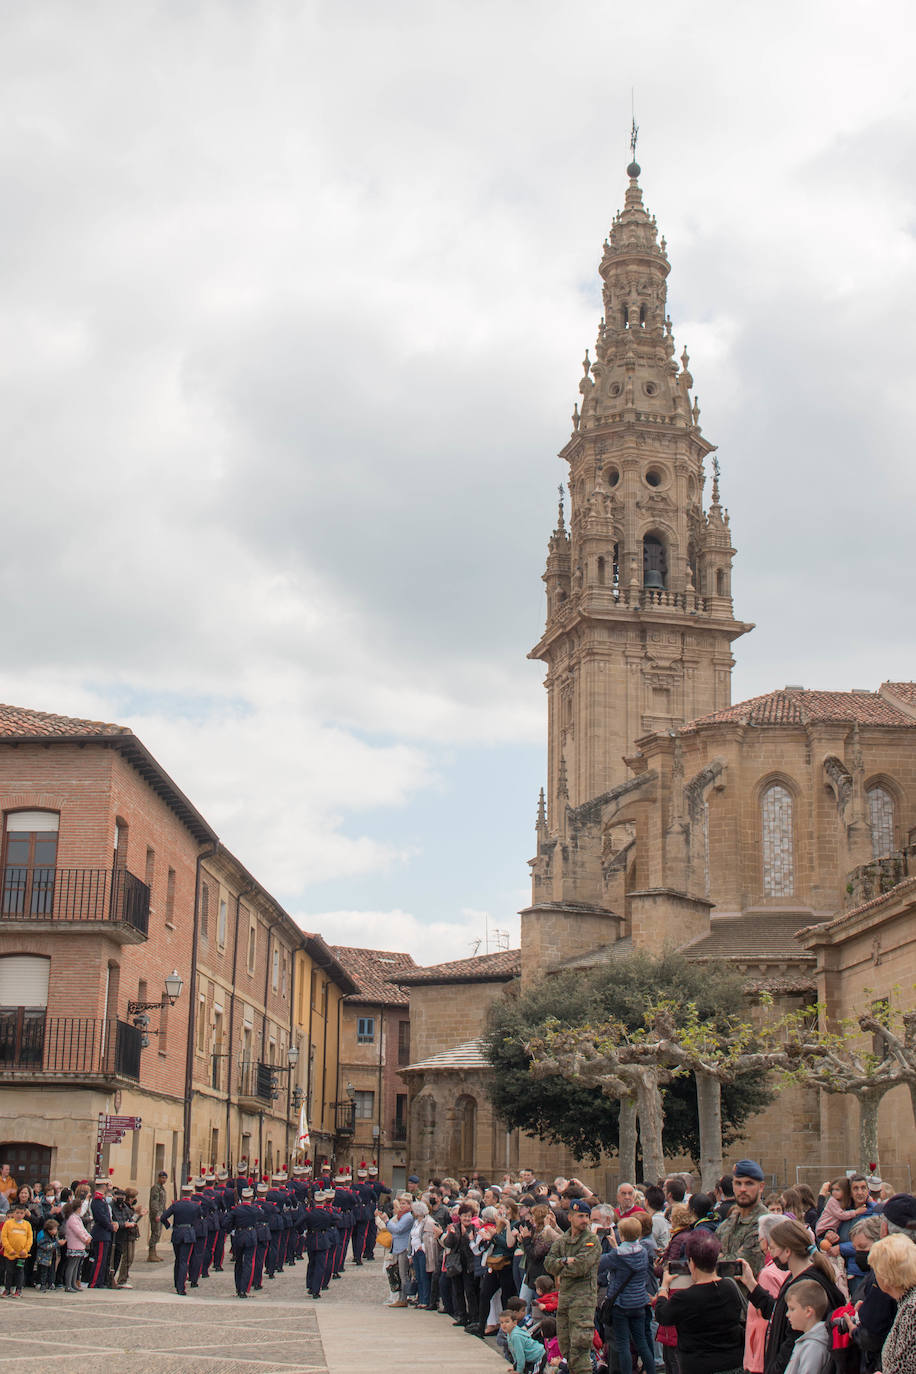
1 1 915 966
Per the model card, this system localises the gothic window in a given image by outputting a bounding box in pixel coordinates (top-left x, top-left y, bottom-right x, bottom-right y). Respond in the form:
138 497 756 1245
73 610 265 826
612 542 620 587
639 303 647 325
761 783 794 897
867 786 895 858
597 556 605 586
643 534 667 589
715 568 725 596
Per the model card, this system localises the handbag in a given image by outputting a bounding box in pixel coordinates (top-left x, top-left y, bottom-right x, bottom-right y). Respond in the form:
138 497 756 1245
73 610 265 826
486 1251 512 1272
655 1325 678 1347
376 1226 392 1249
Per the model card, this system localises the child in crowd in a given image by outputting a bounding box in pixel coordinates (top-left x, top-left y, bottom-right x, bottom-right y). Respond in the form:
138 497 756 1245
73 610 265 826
36 1217 63 1292
538 1316 560 1362
784 1280 832 1374
497 1296 534 1361
62 1199 92 1292
1 1202 33 1297
498 1306 546 1373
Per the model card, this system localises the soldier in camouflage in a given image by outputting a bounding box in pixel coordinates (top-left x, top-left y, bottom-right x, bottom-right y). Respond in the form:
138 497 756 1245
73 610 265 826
543 1197 600 1374
716 1158 768 1276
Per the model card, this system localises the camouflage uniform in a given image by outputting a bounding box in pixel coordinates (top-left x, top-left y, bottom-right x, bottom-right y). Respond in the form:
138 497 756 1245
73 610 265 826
543 1227 600 1374
716 1199 768 1276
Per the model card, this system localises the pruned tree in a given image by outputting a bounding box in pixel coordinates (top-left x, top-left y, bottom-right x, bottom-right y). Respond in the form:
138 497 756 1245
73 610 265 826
781 1000 916 1173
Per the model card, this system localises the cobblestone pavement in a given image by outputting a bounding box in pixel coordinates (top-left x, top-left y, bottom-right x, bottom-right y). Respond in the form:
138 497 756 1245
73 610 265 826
0 1254 505 1374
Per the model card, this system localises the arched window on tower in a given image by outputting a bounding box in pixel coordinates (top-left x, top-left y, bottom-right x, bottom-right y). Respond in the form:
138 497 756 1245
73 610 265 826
639 303 647 326
597 556 605 586
867 785 896 858
643 534 667 590
622 306 629 329
612 542 620 588
761 783 794 897
715 568 725 596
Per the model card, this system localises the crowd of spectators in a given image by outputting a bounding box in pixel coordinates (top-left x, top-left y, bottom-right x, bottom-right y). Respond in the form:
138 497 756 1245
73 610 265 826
374 1163 916 1374
0 1164 146 1295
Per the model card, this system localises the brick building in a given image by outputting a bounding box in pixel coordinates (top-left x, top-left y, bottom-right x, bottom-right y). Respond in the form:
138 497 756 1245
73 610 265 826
0 704 356 1189
331 946 415 1190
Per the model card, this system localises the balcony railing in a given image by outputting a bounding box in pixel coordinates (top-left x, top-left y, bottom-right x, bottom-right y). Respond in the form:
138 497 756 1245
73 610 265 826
334 1101 356 1136
391 1119 407 1143
238 1060 276 1105
0 1014 141 1081
0 867 149 938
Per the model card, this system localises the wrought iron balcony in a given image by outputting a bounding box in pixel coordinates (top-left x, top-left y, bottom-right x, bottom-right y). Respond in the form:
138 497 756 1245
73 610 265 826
237 1060 278 1107
0 1013 141 1083
334 1100 356 1136
0 867 150 941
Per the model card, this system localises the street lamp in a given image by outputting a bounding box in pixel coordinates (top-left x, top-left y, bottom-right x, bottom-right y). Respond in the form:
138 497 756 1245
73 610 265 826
128 971 184 1016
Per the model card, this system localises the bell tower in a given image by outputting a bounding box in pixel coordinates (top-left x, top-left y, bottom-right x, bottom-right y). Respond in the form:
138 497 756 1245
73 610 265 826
523 151 753 971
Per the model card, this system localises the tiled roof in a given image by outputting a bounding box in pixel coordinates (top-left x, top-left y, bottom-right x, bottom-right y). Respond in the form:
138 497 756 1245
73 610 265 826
401 1038 490 1073
553 937 633 971
882 682 916 709
681 688 915 733
389 948 521 986
798 875 916 937
682 913 816 962
331 946 416 1005
0 703 131 737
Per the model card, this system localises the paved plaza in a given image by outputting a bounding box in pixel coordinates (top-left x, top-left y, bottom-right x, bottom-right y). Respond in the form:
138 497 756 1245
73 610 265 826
0 1257 506 1374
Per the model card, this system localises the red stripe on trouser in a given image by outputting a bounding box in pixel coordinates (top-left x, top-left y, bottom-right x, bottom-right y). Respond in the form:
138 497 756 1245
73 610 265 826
90 1243 105 1287
247 1248 256 1293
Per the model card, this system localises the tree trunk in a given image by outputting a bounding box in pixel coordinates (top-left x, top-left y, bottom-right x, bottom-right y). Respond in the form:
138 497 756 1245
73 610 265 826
633 1068 666 1183
617 1095 637 1183
857 1087 885 1174
695 1070 723 1189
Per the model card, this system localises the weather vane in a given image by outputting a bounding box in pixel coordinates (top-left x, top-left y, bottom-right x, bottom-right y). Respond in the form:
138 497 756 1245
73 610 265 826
630 115 638 163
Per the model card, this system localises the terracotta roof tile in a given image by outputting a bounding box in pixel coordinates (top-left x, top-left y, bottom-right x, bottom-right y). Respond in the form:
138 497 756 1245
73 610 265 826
390 948 521 986
401 1038 490 1073
798 875 916 935
331 946 416 1005
681 688 914 733
682 913 816 962
0 702 131 738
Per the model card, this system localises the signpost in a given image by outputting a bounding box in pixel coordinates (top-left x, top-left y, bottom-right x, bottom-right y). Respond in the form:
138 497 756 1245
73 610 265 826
94 1113 142 1179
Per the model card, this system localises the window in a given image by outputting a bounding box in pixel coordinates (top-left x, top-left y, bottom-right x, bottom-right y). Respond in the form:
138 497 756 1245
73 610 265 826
272 948 280 994
2 812 59 916
212 1008 224 1090
281 954 288 999
0 955 50 1069
217 897 227 948
145 847 155 888
397 1020 410 1066
245 912 255 973
200 883 209 940
357 1016 375 1043
196 991 206 1054
354 1089 375 1119
762 783 794 897
165 868 175 924
310 968 318 1010
867 786 895 859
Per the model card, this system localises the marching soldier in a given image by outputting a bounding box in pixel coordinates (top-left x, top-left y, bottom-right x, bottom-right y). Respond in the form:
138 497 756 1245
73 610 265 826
160 1183 200 1297
228 1185 260 1299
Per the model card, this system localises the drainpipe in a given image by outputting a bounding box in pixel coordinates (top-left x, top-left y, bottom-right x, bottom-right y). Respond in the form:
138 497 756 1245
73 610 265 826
225 888 247 1172
321 986 330 1151
286 951 296 1167
182 843 217 1185
376 1006 384 1170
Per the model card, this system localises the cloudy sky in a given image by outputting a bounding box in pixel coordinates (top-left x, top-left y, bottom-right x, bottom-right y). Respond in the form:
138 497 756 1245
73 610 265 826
2 1 914 964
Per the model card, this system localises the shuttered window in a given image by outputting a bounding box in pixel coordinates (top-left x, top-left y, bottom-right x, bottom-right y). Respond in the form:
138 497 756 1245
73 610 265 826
0 955 51 1006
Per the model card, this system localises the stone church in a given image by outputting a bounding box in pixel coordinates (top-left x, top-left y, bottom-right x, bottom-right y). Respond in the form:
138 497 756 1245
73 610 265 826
396 158 916 1190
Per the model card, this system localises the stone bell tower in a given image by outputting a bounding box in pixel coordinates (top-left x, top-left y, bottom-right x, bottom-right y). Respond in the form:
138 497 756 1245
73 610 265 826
523 151 753 978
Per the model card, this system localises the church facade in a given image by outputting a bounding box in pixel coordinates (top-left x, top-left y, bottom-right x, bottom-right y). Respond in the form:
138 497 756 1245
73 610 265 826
397 158 916 1188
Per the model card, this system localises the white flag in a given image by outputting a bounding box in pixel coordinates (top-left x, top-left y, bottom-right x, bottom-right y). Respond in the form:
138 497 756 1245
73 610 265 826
297 1102 310 1151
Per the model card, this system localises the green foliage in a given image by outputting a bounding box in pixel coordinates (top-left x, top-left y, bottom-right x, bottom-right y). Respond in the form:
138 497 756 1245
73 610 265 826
482 950 774 1167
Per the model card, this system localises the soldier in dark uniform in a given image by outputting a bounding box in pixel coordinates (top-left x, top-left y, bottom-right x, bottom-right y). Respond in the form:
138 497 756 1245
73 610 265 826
228 1186 260 1298
88 1179 117 1289
322 1190 345 1290
187 1178 208 1286
212 1170 231 1271
304 1186 335 1299
351 1163 371 1265
264 1175 285 1279
252 1182 270 1289
199 1176 218 1277
332 1167 355 1277
160 1183 200 1296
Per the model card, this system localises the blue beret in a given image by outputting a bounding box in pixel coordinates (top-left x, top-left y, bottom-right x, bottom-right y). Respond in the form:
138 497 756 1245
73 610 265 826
732 1159 765 1182
568 1198 592 1214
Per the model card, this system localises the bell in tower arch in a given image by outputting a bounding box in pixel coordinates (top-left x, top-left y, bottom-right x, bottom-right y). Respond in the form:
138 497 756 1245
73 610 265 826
643 534 667 590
